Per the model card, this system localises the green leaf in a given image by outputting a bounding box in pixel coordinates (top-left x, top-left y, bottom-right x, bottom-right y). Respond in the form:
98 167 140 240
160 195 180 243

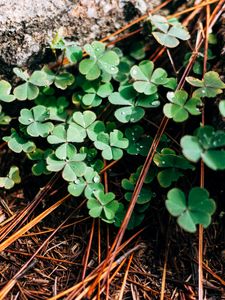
163 90 202 122
181 126 225 170
219 100 225 117
150 16 190 48
19 105 53 137
0 80 15 102
87 190 119 222
186 71 225 98
131 60 170 95
79 41 119 80
125 125 153 156
14 82 39 100
3 129 36 153
0 166 21 189
46 145 87 182
94 129 128 160
166 187 216 233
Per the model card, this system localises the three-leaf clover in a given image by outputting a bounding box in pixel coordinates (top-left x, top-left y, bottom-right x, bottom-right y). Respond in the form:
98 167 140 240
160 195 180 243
181 126 225 170
42 67 75 90
68 166 102 199
130 60 174 95
0 80 15 102
35 95 69 121
153 148 194 187
87 190 119 223
46 144 87 181
79 41 120 80
0 166 21 190
27 149 52 176
150 15 190 48
166 187 216 232
125 125 153 156
81 80 113 107
51 37 83 63
3 129 36 153
13 68 50 100
186 71 225 98
19 105 54 137
163 90 202 122
94 129 129 160
114 203 147 230
109 84 159 123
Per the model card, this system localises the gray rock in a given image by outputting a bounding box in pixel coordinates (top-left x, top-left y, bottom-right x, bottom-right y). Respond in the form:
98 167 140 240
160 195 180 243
0 0 161 74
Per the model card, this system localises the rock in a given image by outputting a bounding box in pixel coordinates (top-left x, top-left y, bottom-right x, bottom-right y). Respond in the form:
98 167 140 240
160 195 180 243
0 0 161 76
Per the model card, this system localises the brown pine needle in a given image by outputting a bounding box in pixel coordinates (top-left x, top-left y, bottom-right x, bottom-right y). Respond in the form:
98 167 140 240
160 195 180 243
0 194 69 252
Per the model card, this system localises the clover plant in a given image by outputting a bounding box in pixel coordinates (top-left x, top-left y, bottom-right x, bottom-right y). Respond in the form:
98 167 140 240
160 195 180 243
153 148 194 187
0 166 21 190
79 41 120 80
149 15 190 48
186 71 225 98
87 190 119 223
0 24 224 235
163 90 202 122
181 126 225 170
166 187 216 233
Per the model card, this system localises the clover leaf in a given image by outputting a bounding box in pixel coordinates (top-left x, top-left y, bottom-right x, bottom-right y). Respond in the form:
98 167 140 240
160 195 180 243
46 144 87 181
186 71 225 98
114 203 147 230
181 126 225 170
35 95 69 121
0 166 21 190
166 187 216 232
150 15 190 48
125 125 153 156
163 90 202 122
0 80 15 102
87 190 119 223
13 68 50 100
51 37 82 63
19 105 54 137
27 149 52 176
3 129 36 153
81 80 113 107
94 129 129 160
153 148 194 187
122 178 153 204
219 100 225 117
130 60 173 95
42 67 75 90
109 84 159 123
68 166 102 199
79 41 120 80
